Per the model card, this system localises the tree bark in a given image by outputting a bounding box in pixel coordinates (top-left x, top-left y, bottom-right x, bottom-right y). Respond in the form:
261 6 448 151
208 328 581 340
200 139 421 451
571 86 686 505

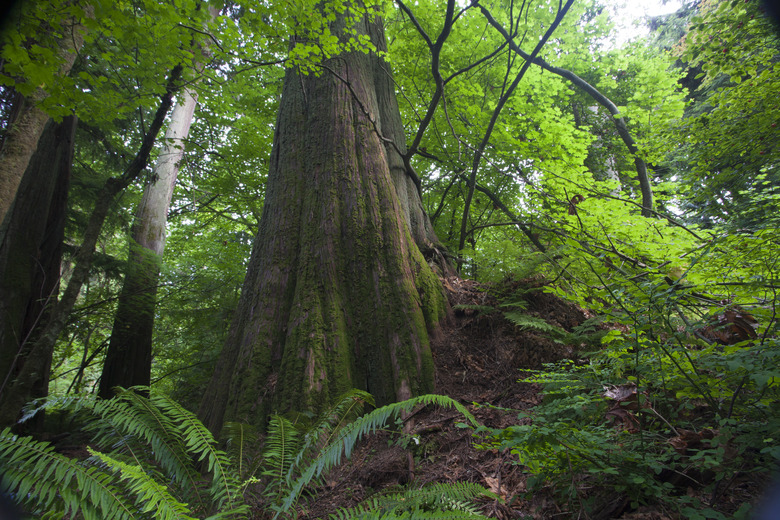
369 21 439 252
198 15 447 433
0 5 88 223
98 89 198 398
99 5 219 397
0 116 76 428
0 67 181 426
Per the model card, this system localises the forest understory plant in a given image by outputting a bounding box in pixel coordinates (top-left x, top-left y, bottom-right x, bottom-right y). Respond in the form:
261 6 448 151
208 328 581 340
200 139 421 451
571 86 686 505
482 241 780 519
0 387 247 519
0 387 493 519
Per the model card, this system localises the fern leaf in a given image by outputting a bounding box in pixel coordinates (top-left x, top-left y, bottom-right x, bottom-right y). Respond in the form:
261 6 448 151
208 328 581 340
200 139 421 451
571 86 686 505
273 394 480 518
369 481 496 516
261 414 300 493
0 428 138 519
285 389 373 484
222 421 260 480
151 392 242 513
329 481 497 519
89 448 196 520
115 388 207 506
24 388 208 510
503 311 564 336
330 503 489 519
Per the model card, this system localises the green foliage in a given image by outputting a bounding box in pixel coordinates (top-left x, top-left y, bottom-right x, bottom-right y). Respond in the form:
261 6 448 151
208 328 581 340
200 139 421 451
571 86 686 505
482 257 780 517
273 393 481 518
3 0 777 516
672 0 780 229
1 387 247 519
330 481 496 519
503 312 565 336
452 304 495 316
0 429 140 519
260 414 302 499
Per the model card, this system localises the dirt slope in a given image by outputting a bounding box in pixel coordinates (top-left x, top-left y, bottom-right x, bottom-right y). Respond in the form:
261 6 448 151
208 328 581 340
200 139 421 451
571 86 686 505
299 276 590 519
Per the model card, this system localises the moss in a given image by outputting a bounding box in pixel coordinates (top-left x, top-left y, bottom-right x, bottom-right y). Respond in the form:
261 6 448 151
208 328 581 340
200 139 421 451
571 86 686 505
202 19 448 429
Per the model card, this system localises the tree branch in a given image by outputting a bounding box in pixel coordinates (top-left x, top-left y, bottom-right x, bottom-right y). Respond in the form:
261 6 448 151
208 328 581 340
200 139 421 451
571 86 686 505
477 3 654 216
458 0 575 253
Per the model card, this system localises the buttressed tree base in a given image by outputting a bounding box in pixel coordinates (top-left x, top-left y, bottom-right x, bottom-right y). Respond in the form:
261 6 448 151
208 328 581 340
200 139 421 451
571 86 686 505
198 13 447 433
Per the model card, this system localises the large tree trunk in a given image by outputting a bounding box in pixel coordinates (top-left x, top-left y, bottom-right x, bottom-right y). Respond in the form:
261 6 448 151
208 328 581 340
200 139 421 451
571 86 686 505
198 15 447 433
99 89 198 398
0 116 76 428
369 22 439 252
0 5 88 223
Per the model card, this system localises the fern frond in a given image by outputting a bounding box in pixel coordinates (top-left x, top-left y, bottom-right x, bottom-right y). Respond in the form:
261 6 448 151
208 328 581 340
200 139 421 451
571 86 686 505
222 421 260 480
452 304 496 315
369 481 496 516
262 414 300 493
151 392 242 513
498 300 528 310
0 428 138 519
115 388 207 504
25 388 208 509
89 448 196 520
330 499 490 519
273 394 480 518
328 481 495 519
285 389 374 484
503 311 564 336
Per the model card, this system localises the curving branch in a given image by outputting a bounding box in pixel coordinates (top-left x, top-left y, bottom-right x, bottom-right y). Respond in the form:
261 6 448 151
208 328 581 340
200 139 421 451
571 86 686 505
477 4 654 217
395 0 458 157
457 0 575 253
455 173 546 253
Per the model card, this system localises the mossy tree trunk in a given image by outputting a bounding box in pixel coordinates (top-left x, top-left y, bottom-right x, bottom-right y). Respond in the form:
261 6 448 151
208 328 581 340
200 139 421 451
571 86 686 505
98 89 198 398
198 15 446 433
0 5 88 223
0 116 76 428
0 67 181 426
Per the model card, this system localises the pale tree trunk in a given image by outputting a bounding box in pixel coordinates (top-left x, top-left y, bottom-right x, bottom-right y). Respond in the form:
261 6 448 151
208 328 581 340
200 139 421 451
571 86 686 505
198 14 447 433
0 6 88 223
98 6 219 397
0 116 76 429
0 67 181 426
98 89 197 398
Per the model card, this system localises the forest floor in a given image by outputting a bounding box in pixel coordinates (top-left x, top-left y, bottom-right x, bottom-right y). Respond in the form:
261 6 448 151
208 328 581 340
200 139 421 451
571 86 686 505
293 275 766 520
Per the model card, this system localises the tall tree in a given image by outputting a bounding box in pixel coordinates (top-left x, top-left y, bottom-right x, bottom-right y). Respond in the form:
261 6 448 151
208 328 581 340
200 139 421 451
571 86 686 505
0 66 181 426
99 3 228 397
0 0 88 222
98 89 198 398
198 10 447 433
0 115 76 428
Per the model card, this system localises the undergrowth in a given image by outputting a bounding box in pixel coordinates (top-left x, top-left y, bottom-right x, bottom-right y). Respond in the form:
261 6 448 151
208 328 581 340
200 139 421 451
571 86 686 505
0 388 492 519
480 266 780 519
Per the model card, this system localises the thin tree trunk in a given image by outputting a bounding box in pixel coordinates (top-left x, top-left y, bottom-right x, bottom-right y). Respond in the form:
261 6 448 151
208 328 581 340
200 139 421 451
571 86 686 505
99 89 197 398
0 5 89 223
98 5 218 397
0 67 181 426
0 116 76 429
198 14 447 434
